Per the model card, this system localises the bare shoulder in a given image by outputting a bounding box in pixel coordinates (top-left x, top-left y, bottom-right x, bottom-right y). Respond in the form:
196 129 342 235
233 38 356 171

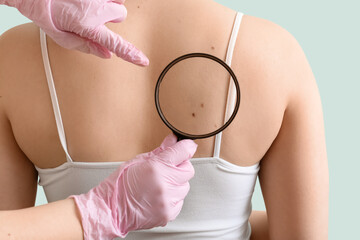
238 14 304 98
0 23 42 79
0 23 42 80
224 13 318 165
0 22 41 56
0 23 43 118
242 14 319 110
235 13 315 116
0 22 42 76
241 14 300 54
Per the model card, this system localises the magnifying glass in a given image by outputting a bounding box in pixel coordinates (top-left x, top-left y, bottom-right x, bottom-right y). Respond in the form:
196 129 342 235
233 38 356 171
155 53 241 141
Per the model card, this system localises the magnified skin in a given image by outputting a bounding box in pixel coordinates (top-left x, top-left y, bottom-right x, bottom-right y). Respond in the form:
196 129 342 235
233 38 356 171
158 55 232 136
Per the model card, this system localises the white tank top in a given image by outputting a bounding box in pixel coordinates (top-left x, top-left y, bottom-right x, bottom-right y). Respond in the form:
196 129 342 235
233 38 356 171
36 11 260 240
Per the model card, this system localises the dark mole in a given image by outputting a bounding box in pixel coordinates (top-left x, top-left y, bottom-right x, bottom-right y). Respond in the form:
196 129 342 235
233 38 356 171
137 5 140 8
211 46 215 50
200 103 204 108
192 113 196 117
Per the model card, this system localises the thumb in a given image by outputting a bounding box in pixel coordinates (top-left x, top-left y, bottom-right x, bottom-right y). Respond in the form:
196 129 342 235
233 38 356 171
159 133 178 150
156 139 198 166
150 133 177 156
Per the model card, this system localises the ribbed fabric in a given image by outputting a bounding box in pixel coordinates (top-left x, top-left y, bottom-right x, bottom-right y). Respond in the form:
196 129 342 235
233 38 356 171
36 11 260 240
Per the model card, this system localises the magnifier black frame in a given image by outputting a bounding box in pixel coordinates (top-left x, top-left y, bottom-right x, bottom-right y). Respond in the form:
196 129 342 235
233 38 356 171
155 53 241 140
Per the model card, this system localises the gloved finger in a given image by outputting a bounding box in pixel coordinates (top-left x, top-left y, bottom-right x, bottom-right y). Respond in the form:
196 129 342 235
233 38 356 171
102 2 128 24
156 140 197 166
54 31 112 58
168 200 185 222
168 182 191 204
163 160 195 184
113 0 126 4
173 160 195 183
77 39 112 59
148 133 177 156
88 41 112 58
159 133 178 150
86 25 149 66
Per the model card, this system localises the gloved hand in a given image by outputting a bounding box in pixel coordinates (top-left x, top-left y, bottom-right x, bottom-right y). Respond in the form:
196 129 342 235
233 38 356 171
0 0 149 66
68 134 197 240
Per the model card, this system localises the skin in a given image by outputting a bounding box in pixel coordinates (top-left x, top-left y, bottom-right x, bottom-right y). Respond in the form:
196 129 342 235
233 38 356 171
0 0 328 239
0 199 83 240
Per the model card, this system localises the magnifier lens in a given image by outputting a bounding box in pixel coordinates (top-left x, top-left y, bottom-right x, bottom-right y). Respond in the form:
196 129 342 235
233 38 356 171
158 54 237 138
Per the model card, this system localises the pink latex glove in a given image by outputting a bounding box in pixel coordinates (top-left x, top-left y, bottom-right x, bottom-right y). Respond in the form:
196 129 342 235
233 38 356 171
68 134 197 240
0 0 149 66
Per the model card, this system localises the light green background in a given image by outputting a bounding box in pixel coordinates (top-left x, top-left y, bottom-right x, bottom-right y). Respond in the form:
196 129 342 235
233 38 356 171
1 1 359 239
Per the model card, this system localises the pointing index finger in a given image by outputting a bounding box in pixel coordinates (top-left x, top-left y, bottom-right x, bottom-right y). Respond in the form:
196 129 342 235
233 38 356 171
89 25 149 66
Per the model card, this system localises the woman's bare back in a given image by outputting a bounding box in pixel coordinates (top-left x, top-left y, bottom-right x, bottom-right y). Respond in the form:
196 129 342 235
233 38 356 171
0 0 290 169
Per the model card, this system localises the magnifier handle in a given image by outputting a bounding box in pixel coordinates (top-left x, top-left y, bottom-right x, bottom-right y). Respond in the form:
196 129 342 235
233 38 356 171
173 131 186 142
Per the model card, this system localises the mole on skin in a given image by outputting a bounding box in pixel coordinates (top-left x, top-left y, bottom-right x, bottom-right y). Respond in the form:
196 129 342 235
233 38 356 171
211 46 215 50
192 103 204 117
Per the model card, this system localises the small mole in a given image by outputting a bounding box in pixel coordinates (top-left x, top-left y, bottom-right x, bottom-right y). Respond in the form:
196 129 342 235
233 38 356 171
8 233 11 236
200 103 204 108
211 46 215 50
214 124 218 128
192 113 196 117
137 5 140 8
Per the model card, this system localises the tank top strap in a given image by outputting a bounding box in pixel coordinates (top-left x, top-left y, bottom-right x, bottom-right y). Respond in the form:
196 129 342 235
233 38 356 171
39 29 74 163
213 11 244 158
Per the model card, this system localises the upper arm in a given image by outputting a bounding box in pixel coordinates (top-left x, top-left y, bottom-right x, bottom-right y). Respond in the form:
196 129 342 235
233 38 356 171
0 26 38 210
258 22 329 239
